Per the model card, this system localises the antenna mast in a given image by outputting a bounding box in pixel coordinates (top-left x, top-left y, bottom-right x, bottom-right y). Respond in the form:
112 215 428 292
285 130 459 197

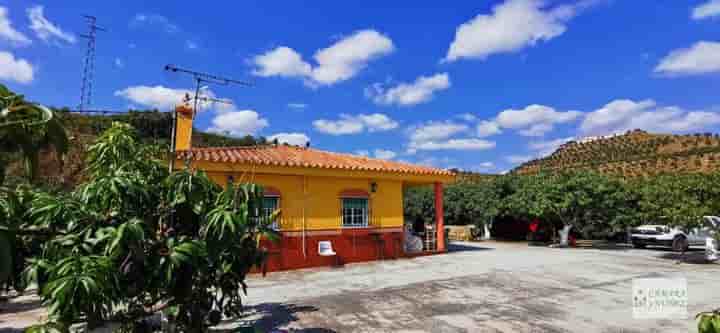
78 15 105 112
163 65 252 172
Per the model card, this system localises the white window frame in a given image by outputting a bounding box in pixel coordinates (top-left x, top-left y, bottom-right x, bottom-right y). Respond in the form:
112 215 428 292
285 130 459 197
341 197 369 228
262 196 280 230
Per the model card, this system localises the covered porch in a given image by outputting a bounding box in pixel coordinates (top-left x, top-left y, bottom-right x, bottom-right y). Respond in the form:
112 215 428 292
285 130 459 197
403 181 447 254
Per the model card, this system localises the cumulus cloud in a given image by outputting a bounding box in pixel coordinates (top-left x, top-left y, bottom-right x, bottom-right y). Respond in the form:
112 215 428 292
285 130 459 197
373 149 397 160
692 0 720 20
528 136 575 156
458 113 477 122
580 99 720 136
409 121 469 143
114 58 124 68
444 0 593 62
0 51 33 84
654 41 720 76
505 155 533 164
490 104 582 136
27 6 75 44
185 40 198 50
410 138 496 151
477 120 502 137
313 113 398 135
366 73 450 106
0 7 31 45
130 13 179 33
268 132 309 146
208 110 269 137
406 121 494 152
251 29 394 86
251 46 312 78
470 161 496 172
115 85 191 110
354 150 370 157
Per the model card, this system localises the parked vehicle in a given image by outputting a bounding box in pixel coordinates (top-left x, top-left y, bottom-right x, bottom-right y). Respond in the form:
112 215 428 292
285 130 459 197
631 216 719 252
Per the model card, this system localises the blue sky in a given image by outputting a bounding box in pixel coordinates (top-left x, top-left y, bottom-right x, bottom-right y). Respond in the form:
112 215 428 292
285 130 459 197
2 0 720 173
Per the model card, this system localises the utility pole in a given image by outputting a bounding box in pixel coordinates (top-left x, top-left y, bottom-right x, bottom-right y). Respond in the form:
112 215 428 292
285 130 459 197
163 65 251 172
78 15 105 112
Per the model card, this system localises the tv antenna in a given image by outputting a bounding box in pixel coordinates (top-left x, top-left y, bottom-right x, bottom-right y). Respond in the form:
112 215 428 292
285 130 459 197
163 64 252 171
78 15 105 112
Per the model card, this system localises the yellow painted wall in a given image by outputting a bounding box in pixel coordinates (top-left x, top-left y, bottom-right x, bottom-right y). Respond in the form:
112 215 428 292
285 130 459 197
206 171 404 231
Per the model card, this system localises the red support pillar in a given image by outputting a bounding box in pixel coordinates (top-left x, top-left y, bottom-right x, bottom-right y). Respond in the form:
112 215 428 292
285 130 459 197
434 182 445 252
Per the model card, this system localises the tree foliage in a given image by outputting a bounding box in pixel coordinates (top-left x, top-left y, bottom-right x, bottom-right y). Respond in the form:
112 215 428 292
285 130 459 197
0 84 68 184
406 170 720 242
1 122 276 330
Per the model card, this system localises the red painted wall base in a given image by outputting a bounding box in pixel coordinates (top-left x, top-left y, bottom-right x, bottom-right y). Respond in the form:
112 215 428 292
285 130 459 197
257 229 407 272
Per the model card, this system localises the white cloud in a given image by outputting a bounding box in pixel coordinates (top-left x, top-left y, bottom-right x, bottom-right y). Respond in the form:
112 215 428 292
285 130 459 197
580 99 720 136
0 51 33 84
27 6 75 44
410 138 496 151
355 149 370 157
366 73 450 106
494 104 581 136
130 13 179 33
313 118 364 135
409 121 469 142
477 120 502 137
313 113 398 135
458 113 477 121
444 0 592 62
114 58 124 68
0 7 30 45
251 46 312 78
373 149 397 160
528 136 575 156
251 29 394 86
115 85 191 110
505 155 533 164
208 110 269 137
268 132 309 146
654 41 720 76
287 103 307 109
355 113 399 131
185 40 198 50
470 161 496 172
692 0 720 20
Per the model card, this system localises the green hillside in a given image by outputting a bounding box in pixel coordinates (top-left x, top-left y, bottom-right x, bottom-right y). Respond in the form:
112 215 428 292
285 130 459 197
5 109 267 187
512 129 720 177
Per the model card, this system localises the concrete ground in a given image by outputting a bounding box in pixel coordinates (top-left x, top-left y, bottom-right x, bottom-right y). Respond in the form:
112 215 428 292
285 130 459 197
234 241 720 333
2 241 718 332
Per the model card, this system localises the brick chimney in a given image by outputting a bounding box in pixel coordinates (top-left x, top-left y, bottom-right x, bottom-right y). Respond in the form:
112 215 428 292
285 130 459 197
174 102 194 151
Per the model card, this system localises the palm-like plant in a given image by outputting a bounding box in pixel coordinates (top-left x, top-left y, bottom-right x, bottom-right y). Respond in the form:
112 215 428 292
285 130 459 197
18 122 276 330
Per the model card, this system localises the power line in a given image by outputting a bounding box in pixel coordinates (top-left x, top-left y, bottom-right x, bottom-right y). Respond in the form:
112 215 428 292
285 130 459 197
78 15 105 112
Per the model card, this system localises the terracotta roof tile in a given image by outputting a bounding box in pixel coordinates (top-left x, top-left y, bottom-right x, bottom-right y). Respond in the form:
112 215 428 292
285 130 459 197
177 145 454 177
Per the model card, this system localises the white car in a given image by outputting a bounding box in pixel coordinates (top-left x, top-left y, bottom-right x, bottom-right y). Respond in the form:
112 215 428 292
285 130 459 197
631 216 719 252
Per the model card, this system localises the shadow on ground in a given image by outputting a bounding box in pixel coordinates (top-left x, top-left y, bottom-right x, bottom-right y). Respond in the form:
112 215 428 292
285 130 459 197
447 243 494 253
217 303 337 333
655 248 715 264
0 297 42 315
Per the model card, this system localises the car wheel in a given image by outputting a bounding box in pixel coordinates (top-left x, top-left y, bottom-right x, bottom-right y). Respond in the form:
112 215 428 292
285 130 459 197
632 242 646 249
672 236 688 252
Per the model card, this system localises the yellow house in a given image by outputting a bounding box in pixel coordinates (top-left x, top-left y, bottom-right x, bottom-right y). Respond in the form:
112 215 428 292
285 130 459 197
172 104 455 271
